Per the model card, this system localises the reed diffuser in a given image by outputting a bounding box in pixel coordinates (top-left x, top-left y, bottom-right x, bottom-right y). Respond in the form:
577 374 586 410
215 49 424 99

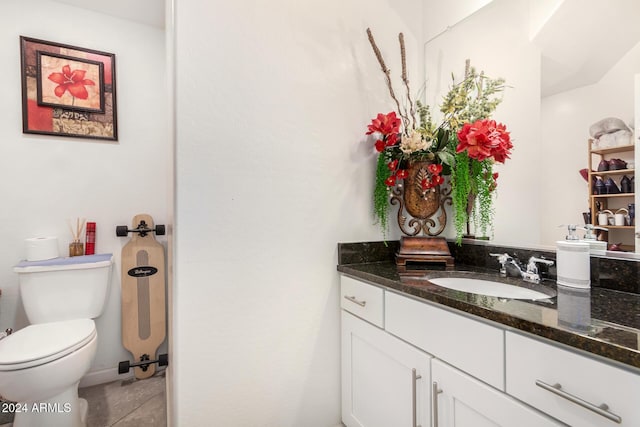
68 217 86 257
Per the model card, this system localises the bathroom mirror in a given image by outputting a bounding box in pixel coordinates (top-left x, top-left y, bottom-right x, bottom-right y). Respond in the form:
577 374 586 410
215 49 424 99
423 0 640 257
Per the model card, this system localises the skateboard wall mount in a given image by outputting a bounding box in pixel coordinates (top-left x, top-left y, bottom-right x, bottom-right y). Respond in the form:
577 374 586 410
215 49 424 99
118 353 169 375
116 220 165 237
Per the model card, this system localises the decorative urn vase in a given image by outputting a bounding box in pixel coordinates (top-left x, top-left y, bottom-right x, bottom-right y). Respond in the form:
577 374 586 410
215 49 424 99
391 160 454 269
391 160 450 236
403 161 441 220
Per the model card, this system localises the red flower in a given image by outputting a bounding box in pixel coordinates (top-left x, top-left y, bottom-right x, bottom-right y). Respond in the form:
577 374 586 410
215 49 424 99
427 163 443 176
374 139 385 152
48 65 96 100
421 178 433 191
387 159 398 171
385 132 399 147
489 172 499 192
385 176 396 187
456 119 512 163
396 169 408 180
431 175 444 186
366 112 401 136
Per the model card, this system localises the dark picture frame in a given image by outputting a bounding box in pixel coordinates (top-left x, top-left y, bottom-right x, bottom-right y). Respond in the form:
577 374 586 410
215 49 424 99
20 36 118 141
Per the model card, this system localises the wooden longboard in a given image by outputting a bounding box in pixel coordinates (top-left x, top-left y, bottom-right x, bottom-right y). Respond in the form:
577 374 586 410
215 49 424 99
121 214 166 379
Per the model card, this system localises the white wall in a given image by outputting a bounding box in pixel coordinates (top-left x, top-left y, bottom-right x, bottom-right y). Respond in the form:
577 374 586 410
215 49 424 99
173 0 419 425
423 0 542 245
0 0 169 385
540 41 640 246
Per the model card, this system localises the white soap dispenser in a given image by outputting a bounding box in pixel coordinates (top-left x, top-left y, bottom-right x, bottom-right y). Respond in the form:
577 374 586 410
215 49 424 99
579 224 608 256
556 225 591 289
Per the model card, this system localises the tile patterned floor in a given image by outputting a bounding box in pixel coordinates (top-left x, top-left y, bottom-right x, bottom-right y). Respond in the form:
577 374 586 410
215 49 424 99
0 372 166 427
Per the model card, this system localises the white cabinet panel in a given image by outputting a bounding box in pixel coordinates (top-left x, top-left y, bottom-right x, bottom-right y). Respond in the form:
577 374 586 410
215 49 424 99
506 331 640 426
385 290 504 390
342 311 431 427
341 275 384 327
432 359 560 427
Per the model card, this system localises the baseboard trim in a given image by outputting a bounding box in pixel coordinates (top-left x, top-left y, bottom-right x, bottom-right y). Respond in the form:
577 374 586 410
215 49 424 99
80 366 167 388
80 367 133 388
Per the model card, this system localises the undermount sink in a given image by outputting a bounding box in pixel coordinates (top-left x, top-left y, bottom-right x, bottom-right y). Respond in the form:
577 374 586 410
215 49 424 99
427 277 555 301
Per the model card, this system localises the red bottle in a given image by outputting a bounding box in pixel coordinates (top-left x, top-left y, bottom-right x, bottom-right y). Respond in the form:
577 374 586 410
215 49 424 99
85 222 96 255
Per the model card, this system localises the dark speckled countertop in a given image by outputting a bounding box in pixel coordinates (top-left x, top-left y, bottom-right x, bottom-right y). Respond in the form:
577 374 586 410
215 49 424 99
337 241 640 372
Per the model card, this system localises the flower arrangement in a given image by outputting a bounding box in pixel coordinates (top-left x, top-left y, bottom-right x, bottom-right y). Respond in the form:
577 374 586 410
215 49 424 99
364 28 512 242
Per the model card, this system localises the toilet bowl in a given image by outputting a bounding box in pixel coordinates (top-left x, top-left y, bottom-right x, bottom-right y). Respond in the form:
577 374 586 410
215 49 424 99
0 254 113 427
0 319 97 427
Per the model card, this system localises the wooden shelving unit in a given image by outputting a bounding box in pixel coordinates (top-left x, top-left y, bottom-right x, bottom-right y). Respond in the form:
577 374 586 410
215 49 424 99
588 142 635 252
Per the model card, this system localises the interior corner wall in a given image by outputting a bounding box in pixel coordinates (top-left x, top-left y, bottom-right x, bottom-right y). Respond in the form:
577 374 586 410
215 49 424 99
172 0 420 425
423 0 542 246
422 0 494 43
0 0 169 385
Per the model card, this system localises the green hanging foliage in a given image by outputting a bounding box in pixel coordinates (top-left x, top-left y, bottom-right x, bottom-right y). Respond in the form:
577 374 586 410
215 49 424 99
451 151 470 242
473 160 495 238
373 152 392 237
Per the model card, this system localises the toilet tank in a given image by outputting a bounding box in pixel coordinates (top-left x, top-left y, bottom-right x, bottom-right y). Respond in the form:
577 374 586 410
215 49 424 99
14 254 113 324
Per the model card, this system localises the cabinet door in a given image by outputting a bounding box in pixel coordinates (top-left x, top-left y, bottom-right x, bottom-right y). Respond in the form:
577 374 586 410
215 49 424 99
432 359 560 427
342 311 431 427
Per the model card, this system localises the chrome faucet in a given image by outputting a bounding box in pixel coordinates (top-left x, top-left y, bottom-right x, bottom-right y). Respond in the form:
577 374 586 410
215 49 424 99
524 257 554 284
490 253 554 284
489 253 518 277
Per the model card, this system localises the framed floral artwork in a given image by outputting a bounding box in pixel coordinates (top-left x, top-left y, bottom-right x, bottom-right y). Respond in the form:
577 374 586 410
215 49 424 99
20 36 118 141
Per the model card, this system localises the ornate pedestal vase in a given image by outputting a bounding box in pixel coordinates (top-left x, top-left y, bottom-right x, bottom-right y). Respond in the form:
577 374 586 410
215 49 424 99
391 160 454 269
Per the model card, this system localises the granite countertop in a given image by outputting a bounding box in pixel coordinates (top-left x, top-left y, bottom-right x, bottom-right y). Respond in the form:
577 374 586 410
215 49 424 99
337 261 640 371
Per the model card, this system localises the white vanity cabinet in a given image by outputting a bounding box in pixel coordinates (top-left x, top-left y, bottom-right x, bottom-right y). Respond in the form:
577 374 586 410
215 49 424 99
341 311 431 427
340 274 640 426
340 275 561 427
432 359 560 427
506 331 640 426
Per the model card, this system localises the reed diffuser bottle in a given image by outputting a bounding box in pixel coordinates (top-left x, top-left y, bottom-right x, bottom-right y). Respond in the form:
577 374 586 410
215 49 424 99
69 218 85 257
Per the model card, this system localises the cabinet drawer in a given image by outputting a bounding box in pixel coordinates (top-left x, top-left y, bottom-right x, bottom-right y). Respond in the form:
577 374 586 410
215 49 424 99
506 331 640 426
385 291 505 390
340 276 384 328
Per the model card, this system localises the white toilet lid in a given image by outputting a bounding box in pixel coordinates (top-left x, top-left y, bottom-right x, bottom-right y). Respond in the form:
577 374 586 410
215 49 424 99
0 319 96 370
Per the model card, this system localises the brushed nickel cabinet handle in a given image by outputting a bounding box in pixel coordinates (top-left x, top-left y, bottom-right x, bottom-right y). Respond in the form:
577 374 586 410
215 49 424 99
535 380 622 424
412 368 422 427
343 295 366 307
432 381 443 427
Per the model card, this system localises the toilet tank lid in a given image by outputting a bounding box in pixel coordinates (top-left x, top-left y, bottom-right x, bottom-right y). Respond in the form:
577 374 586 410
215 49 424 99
14 253 113 272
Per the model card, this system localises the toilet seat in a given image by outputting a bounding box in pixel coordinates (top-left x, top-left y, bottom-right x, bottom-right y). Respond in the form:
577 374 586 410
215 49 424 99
0 319 96 371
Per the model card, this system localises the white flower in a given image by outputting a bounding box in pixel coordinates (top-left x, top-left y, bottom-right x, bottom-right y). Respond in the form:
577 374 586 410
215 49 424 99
399 131 431 154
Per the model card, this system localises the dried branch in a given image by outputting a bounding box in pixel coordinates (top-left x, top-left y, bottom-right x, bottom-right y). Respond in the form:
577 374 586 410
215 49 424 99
366 28 408 134
399 33 416 130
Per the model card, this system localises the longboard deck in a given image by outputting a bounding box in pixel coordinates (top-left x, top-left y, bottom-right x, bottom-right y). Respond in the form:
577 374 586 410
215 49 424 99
121 214 166 379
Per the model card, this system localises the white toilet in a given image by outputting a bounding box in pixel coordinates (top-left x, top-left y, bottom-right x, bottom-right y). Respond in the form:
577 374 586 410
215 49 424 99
0 253 113 427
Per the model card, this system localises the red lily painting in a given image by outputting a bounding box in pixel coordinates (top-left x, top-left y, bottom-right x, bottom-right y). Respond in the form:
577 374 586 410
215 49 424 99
48 64 95 100
36 51 104 113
